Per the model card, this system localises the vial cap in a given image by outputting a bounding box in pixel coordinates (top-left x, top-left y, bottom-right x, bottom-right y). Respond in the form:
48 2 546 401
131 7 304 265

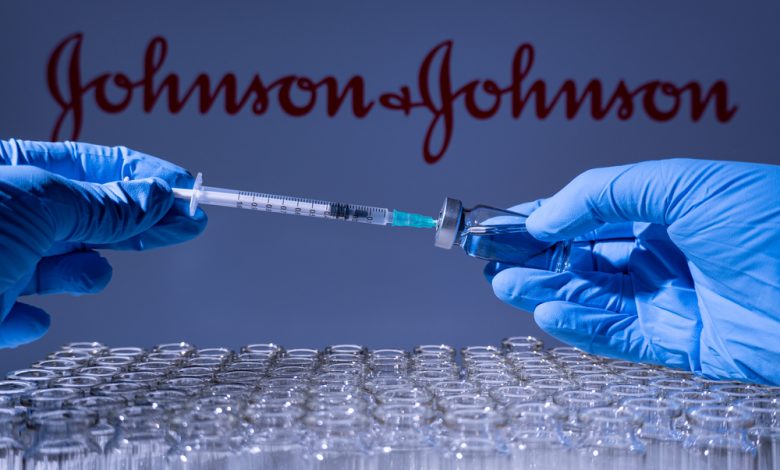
434 198 463 249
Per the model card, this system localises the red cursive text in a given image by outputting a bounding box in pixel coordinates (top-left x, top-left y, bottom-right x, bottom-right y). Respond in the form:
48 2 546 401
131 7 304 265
47 33 737 164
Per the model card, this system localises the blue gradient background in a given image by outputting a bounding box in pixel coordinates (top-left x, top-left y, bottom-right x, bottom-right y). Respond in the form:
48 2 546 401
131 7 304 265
1 0 778 372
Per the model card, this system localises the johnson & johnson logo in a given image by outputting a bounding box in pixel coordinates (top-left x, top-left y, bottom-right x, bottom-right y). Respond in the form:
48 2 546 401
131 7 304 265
47 33 737 164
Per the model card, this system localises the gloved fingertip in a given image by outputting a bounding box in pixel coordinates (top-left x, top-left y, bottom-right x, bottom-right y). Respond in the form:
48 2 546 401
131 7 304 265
35 250 113 295
165 203 208 241
129 175 172 199
525 209 564 242
533 301 570 335
191 207 209 232
143 176 173 200
483 262 501 283
490 266 560 311
534 300 645 362
490 267 523 303
533 300 600 353
506 199 545 217
73 251 112 294
90 204 208 251
0 303 51 348
171 198 208 225
100 177 173 226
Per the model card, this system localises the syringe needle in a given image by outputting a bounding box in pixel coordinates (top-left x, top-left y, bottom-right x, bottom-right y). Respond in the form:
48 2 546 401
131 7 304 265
389 210 437 229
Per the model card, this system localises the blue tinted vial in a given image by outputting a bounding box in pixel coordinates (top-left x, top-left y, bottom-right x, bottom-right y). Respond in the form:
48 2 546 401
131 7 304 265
434 198 571 272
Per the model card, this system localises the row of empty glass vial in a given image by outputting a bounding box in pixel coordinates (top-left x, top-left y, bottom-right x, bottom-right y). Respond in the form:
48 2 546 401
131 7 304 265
0 338 777 469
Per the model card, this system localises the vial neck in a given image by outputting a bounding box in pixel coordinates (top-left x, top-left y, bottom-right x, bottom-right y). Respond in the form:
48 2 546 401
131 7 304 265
313 420 362 438
640 413 679 439
586 420 637 440
380 419 428 439
513 416 559 433
35 420 89 439
0 420 19 436
690 421 749 437
118 418 166 440
448 421 501 438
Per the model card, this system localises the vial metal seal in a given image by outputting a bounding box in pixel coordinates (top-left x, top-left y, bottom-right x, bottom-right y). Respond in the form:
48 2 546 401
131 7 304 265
434 197 463 249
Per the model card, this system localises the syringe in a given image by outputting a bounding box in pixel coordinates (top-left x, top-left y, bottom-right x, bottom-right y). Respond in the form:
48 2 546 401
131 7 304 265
172 173 437 229
173 174 573 272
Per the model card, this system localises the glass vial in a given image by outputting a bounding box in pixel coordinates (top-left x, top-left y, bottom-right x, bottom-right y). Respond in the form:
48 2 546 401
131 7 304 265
576 407 646 470
441 409 511 470
372 404 438 470
305 407 375 470
0 408 25 470
683 405 757 470
244 406 310 470
434 198 571 272
105 405 170 470
623 397 684 469
24 410 101 470
504 402 572 470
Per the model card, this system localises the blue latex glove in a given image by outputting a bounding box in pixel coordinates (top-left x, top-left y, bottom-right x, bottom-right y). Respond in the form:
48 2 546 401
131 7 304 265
485 159 780 385
0 139 207 348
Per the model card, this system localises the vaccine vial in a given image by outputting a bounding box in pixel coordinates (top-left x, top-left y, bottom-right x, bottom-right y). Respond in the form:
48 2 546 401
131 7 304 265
434 198 571 272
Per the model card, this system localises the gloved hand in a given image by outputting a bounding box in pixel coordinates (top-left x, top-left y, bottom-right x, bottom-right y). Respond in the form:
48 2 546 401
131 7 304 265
485 159 780 385
0 139 207 348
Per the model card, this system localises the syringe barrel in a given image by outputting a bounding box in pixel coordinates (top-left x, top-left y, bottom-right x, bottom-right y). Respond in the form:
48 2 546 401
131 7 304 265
172 172 394 225
197 186 244 209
